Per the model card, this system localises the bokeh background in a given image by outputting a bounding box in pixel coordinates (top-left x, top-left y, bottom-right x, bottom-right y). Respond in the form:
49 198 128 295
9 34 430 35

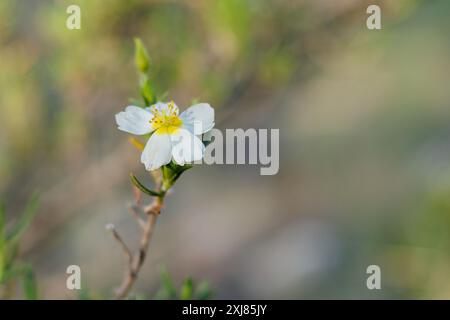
1 0 450 299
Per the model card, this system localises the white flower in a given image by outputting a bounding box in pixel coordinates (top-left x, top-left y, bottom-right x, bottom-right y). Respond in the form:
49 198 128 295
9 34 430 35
115 101 214 171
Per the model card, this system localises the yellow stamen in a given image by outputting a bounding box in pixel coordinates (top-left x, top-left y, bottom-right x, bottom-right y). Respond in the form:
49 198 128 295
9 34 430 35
149 101 182 135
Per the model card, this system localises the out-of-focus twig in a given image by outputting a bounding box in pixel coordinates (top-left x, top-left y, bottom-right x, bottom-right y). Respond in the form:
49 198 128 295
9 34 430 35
110 181 164 300
128 202 146 230
106 224 132 264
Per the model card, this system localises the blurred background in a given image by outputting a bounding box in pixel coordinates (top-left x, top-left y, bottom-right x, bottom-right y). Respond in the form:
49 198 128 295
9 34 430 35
1 0 450 299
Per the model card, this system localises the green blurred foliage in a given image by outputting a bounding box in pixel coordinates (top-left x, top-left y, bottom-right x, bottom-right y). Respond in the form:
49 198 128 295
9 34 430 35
154 267 213 300
76 266 213 300
0 195 39 299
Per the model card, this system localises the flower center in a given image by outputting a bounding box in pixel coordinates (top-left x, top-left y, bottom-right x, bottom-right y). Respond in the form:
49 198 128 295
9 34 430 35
150 101 182 135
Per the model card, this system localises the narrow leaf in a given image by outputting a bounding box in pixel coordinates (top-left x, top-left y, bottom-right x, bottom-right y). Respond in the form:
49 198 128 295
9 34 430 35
22 264 38 300
130 174 161 197
6 194 39 245
170 164 193 184
139 74 156 106
160 266 177 299
180 277 194 300
195 281 213 300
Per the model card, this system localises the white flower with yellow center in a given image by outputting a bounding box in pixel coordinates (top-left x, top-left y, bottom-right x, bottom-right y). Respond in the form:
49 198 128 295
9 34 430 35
115 101 214 171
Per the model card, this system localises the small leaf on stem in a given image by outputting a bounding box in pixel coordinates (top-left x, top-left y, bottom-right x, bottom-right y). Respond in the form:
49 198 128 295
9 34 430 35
130 174 162 197
139 74 156 106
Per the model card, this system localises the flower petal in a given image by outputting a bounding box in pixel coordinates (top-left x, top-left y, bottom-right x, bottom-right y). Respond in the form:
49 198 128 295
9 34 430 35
180 103 215 134
141 131 173 171
115 106 153 135
170 128 205 166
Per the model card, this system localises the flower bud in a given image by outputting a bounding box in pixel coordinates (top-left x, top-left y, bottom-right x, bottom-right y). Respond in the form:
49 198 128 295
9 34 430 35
134 38 150 73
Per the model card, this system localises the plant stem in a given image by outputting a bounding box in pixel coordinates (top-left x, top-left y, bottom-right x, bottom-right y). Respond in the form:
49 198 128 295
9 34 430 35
114 195 163 300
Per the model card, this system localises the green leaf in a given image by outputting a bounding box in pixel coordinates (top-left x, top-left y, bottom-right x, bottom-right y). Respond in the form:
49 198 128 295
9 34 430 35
139 74 156 106
195 281 213 300
6 193 39 245
5 242 19 270
134 38 150 74
133 38 157 106
162 162 193 188
160 266 177 299
22 264 38 300
166 162 193 187
130 174 162 197
180 277 194 300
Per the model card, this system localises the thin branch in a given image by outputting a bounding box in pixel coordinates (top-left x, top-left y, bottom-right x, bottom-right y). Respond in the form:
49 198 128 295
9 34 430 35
132 185 142 206
114 196 163 299
106 224 133 264
127 204 146 230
